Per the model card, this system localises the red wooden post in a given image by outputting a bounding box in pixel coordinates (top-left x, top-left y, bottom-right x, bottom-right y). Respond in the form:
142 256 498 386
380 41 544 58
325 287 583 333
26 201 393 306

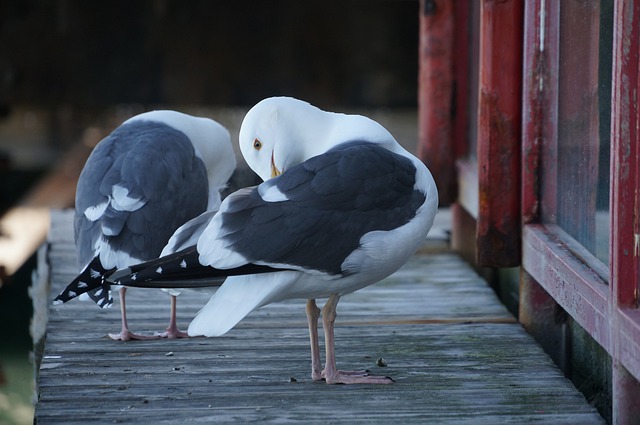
610 0 640 422
476 0 524 267
452 1 471 162
610 0 640 323
418 0 455 206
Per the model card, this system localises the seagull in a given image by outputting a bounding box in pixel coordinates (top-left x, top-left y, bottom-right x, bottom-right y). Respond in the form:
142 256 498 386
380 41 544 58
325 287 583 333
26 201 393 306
67 97 438 384
53 110 236 341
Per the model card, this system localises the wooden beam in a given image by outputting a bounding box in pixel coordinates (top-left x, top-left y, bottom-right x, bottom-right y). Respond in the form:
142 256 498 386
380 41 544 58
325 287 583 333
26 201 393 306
418 0 456 206
0 206 49 278
610 0 640 421
522 224 610 352
0 140 95 282
476 0 524 267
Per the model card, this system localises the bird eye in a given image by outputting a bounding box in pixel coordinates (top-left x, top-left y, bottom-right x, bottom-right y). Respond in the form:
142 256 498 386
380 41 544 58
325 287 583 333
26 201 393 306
253 138 262 150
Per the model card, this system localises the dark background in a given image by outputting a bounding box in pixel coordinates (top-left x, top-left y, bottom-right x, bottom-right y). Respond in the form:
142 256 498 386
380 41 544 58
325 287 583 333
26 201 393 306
1 1 418 112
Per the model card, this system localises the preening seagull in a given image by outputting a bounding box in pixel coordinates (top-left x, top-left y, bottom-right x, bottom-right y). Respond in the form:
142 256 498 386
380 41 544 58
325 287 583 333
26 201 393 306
53 110 236 341
66 97 438 384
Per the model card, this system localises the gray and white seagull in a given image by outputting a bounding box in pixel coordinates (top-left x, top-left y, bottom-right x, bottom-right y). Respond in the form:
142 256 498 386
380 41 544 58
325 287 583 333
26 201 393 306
64 97 438 384
53 110 235 341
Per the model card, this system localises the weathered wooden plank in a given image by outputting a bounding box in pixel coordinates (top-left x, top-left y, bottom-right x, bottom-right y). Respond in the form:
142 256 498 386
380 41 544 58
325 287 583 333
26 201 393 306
36 323 602 424
35 210 604 424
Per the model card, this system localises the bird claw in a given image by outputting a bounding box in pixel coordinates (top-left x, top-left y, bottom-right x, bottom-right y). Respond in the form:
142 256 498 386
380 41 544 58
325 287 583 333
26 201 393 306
154 328 190 339
311 369 323 381
108 330 159 341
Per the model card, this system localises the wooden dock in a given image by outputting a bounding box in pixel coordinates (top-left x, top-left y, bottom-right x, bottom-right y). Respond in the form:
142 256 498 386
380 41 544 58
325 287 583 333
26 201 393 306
34 210 604 424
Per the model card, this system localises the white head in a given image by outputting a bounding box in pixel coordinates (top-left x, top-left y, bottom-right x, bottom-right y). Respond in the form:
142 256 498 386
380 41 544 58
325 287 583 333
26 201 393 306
239 97 403 181
126 110 236 208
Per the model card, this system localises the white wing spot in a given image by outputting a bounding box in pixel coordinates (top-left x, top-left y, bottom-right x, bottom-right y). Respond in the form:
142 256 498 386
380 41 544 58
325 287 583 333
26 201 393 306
95 289 103 296
77 281 88 289
112 184 145 211
84 201 108 221
90 269 101 279
180 260 187 268
156 267 163 274
68 291 77 297
258 182 290 202
52 300 63 305
131 274 138 281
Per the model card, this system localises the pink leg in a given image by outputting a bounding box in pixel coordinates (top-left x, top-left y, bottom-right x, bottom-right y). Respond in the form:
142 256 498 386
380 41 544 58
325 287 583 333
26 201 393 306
306 299 323 381
320 294 394 385
109 288 158 341
155 295 189 339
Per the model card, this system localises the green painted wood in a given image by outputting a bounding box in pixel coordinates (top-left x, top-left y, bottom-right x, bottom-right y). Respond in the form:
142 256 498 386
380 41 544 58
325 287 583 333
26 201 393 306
35 209 604 424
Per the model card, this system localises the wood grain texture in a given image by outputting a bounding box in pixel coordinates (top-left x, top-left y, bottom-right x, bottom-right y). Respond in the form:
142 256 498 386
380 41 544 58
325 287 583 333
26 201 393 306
35 210 604 424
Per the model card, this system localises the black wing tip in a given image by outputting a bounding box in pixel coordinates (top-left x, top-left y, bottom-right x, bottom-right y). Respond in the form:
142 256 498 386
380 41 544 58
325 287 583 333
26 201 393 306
112 256 287 289
51 292 114 308
85 285 115 308
52 256 115 307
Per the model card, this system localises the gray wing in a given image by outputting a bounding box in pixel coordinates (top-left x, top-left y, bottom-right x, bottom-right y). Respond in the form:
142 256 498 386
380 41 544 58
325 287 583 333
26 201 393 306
103 141 428 289
161 209 217 256
218 141 427 275
74 121 209 270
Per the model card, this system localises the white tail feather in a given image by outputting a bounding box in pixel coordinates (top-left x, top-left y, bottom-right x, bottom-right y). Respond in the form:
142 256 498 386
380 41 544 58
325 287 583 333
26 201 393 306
187 272 298 337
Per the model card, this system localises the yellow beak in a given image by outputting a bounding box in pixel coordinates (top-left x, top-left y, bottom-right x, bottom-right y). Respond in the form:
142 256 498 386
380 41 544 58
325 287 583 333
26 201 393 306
270 152 282 178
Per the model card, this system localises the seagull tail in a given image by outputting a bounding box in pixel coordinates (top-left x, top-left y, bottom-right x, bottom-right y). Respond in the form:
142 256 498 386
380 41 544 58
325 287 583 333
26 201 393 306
108 245 283 289
188 272 296 337
52 256 115 308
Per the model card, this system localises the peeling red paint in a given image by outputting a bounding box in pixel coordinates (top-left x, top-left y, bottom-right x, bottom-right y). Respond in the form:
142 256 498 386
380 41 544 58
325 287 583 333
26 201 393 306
476 0 524 268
